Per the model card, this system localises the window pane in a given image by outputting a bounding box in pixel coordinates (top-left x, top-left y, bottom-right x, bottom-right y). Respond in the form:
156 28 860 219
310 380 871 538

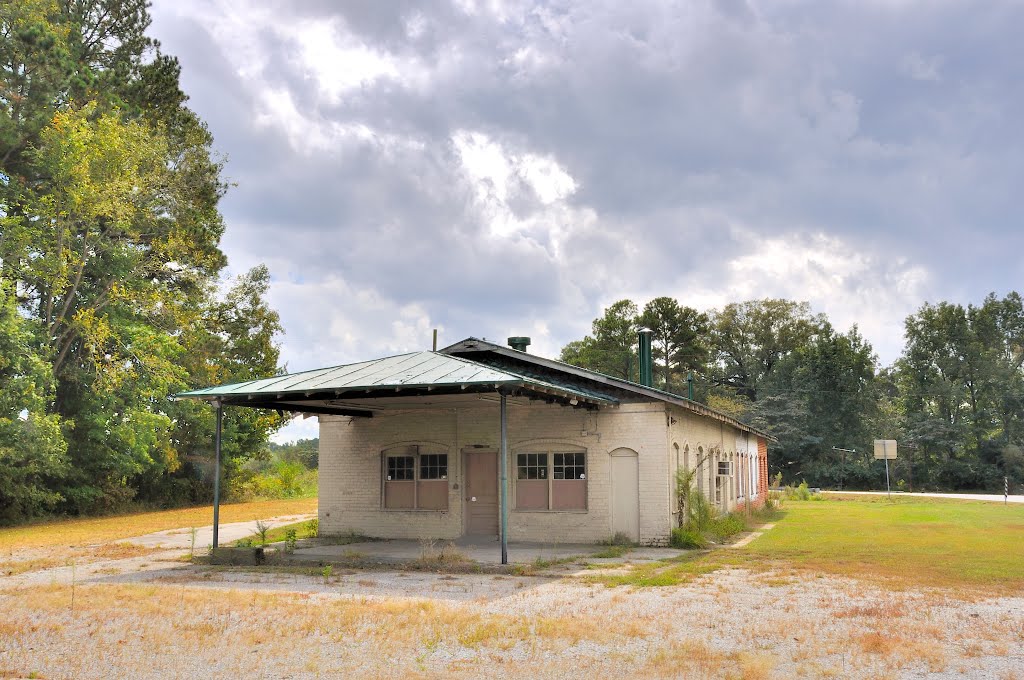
387 456 414 481
420 453 448 480
553 452 586 480
517 453 548 479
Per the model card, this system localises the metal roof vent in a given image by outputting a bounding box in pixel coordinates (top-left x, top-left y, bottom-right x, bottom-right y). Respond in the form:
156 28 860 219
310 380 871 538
508 336 531 352
638 328 654 387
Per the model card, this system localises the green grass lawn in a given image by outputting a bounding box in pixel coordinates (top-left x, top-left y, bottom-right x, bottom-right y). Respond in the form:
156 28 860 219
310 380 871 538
731 495 1024 592
588 495 1024 593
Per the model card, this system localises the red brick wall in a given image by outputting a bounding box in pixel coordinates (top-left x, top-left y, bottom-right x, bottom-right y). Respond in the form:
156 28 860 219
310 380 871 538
758 437 769 497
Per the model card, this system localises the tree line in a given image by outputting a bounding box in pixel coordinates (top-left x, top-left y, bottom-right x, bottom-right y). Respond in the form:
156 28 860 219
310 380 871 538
0 1 282 523
560 295 1024 492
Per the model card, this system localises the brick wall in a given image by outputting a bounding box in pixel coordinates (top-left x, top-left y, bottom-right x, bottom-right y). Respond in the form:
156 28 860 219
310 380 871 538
319 400 676 545
318 398 768 545
758 436 769 497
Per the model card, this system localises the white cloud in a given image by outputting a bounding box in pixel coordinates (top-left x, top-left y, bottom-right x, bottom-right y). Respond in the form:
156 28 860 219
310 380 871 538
451 130 584 249
684 231 930 365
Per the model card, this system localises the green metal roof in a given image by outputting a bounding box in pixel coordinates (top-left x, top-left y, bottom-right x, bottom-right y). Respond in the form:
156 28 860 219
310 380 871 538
175 351 616 406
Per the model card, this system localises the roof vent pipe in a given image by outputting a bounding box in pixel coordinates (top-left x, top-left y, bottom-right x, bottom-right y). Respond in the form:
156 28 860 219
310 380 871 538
508 336 531 352
638 328 654 387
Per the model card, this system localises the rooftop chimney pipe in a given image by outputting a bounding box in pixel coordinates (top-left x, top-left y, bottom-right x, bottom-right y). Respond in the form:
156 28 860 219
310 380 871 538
638 328 654 387
508 336 531 352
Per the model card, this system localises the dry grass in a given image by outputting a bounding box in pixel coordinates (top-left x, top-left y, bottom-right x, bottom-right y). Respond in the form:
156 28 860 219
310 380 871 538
0 582 652 678
1 543 169 577
1 565 1021 679
0 497 316 551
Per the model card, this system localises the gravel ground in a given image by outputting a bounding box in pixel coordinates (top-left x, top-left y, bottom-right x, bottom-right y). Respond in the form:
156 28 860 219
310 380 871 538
1 548 1022 679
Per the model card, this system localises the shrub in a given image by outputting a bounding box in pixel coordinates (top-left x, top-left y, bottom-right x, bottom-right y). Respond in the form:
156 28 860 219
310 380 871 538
707 513 748 541
255 520 271 546
306 518 319 538
670 527 708 549
783 481 812 501
284 528 298 554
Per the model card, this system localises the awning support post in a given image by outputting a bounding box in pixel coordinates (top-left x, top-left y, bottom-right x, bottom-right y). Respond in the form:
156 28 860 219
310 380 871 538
499 391 509 565
212 398 223 551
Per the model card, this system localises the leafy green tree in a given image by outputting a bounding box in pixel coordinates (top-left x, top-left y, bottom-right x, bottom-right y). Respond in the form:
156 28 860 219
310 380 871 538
639 296 709 392
0 0 279 514
897 293 1024 490
0 285 68 522
156 266 283 504
710 299 825 402
752 324 878 488
560 299 639 380
269 438 319 470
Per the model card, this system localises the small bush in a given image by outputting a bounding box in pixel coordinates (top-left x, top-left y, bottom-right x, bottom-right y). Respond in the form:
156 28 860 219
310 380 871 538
306 518 319 538
670 527 708 549
707 513 748 541
284 528 298 554
255 520 271 546
783 481 812 501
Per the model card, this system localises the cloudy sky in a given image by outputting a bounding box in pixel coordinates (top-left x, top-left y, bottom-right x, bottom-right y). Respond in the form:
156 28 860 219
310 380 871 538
147 0 1024 441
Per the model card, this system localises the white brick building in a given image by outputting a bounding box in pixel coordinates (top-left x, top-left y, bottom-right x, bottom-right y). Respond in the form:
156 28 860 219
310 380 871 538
182 336 771 547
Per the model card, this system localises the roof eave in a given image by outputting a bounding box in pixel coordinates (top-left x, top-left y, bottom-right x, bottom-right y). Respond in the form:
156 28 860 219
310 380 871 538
441 338 775 441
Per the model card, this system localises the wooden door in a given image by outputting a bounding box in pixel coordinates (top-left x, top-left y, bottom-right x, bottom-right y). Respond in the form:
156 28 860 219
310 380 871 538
465 451 498 536
610 449 640 542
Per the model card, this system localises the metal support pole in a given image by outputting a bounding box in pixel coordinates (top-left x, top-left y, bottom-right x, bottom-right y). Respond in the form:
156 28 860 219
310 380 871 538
884 443 891 501
687 372 694 400
499 392 509 565
212 399 223 550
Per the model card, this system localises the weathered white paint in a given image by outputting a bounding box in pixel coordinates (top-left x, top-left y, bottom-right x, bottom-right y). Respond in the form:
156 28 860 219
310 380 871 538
610 448 640 542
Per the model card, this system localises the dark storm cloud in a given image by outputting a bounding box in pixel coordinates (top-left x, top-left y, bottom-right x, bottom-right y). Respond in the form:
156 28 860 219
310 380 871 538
148 0 1024 390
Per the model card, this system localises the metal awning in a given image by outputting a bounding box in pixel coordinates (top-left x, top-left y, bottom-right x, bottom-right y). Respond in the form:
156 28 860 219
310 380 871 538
174 351 617 415
175 351 612 564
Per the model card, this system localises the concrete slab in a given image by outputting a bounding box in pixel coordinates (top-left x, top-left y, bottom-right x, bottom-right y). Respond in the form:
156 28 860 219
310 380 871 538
290 537 690 566
292 537 593 565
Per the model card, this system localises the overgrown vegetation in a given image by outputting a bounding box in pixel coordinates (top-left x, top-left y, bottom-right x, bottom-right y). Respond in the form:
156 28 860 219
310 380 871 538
670 465 767 549
0 0 285 522
561 295 1024 492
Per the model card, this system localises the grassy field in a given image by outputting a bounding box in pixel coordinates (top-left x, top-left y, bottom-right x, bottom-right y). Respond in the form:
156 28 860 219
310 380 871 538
584 494 1024 595
729 494 1024 592
0 497 317 551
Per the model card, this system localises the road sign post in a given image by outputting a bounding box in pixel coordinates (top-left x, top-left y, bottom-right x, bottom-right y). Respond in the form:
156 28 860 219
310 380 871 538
873 440 898 500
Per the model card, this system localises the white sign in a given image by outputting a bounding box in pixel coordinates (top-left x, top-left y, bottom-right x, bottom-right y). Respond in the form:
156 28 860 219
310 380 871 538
873 440 898 460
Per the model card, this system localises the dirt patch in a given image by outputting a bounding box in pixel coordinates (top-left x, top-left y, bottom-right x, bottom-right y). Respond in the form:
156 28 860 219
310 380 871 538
2 559 1022 679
